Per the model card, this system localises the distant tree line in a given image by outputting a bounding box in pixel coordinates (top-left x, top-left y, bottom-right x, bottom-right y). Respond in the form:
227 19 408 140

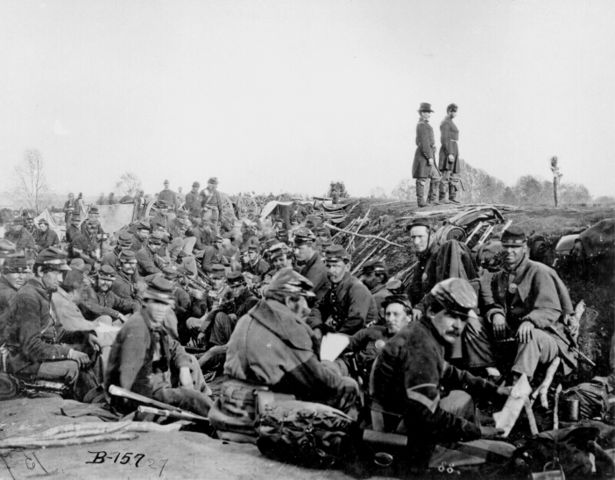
389 161 611 206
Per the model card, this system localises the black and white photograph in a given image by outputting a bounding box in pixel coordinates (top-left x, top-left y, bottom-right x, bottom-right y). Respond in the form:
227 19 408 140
0 1 613 479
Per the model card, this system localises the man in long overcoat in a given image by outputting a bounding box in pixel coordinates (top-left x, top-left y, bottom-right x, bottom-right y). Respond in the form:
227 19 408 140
412 102 440 207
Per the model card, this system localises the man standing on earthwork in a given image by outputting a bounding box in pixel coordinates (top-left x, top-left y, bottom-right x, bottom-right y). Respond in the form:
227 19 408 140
413 102 441 207
439 103 462 204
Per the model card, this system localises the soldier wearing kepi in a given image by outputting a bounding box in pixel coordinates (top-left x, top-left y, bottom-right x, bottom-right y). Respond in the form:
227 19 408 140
413 102 441 207
105 276 213 416
0 256 31 314
439 103 462 204
224 268 359 411
371 278 509 469
4 248 100 396
463 227 576 382
308 245 377 336
292 227 329 303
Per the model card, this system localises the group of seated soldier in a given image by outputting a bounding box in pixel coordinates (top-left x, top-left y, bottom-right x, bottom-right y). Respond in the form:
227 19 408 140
0 198 590 471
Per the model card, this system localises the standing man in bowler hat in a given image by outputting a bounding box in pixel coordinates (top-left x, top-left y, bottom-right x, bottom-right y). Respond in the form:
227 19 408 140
413 102 441 207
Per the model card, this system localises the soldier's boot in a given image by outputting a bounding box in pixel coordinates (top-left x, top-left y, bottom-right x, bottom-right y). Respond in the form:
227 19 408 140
428 180 440 205
416 180 427 207
449 184 460 204
439 181 450 204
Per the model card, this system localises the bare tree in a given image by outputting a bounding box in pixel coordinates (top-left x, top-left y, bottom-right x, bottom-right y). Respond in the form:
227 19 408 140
15 149 48 214
115 172 142 197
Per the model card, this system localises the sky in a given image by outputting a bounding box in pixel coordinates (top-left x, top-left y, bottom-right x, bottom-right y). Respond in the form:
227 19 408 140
0 0 613 199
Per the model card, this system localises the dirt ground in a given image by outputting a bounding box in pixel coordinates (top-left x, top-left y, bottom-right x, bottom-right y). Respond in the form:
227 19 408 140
0 396 396 480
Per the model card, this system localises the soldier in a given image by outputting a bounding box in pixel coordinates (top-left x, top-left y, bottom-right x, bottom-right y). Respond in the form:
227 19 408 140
224 268 358 411
79 265 139 323
359 260 391 322
4 217 36 256
239 243 269 281
34 218 59 251
101 231 133 267
130 220 151 252
4 248 99 396
308 245 377 336
267 243 293 272
200 177 224 229
136 231 168 277
343 294 413 385
201 234 227 273
63 192 76 225
185 181 203 218
292 227 329 303
371 279 509 468
22 212 36 236
412 102 441 207
405 219 478 316
200 271 259 351
0 256 31 314
158 179 179 211
65 212 81 244
105 277 213 416
111 249 143 303
80 206 105 237
463 227 577 382
439 103 462 204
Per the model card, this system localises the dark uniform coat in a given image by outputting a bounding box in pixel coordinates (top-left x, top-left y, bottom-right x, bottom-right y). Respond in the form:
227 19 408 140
5 229 35 253
309 272 378 335
224 299 347 406
0 277 19 315
34 229 60 250
412 119 436 179
482 253 576 372
105 308 191 397
438 116 461 173
372 317 498 454
4 278 90 376
298 252 330 303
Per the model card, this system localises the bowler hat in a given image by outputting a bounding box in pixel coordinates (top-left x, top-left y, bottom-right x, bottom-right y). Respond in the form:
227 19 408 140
207 177 219 185
418 102 434 113
447 103 458 112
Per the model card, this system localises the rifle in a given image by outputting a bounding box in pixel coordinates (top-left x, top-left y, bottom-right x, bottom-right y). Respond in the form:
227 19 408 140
108 384 212 422
137 405 210 425
546 325 596 367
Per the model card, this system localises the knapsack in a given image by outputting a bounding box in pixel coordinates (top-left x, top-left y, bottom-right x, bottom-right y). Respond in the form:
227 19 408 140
562 377 610 421
256 399 355 469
